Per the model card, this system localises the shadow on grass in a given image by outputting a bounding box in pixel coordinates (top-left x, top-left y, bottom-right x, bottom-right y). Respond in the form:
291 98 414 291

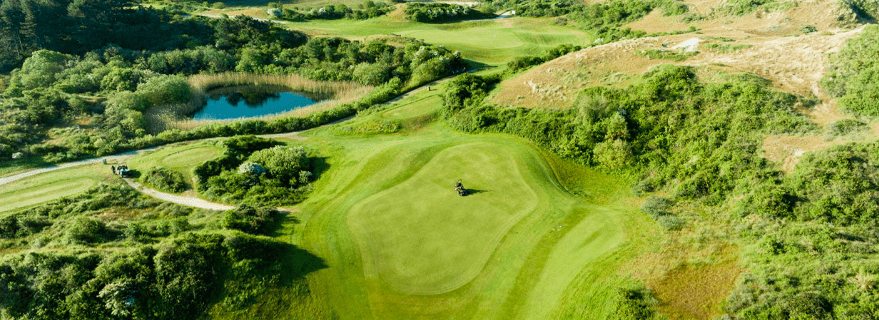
463 59 495 73
465 188 489 196
277 243 328 285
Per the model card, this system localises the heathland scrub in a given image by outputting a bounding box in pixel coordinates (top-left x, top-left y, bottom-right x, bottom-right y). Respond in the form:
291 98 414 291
241 89 657 319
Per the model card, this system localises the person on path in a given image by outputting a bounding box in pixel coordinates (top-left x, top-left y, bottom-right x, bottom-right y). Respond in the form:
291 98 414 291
111 165 116 175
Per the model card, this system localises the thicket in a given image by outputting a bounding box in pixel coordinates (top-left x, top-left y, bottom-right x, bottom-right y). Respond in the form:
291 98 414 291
0 7 465 163
192 135 317 205
821 25 879 117
0 183 322 319
635 48 698 61
444 65 815 204
506 44 582 74
405 3 494 23
222 204 282 235
702 43 752 53
442 59 879 318
141 166 188 193
276 1 394 21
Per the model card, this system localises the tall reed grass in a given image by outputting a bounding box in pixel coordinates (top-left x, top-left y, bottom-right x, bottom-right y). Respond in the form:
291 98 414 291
144 73 370 133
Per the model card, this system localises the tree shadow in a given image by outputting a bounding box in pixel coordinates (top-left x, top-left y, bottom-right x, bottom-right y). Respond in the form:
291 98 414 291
309 156 331 181
463 59 495 73
277 242 328 285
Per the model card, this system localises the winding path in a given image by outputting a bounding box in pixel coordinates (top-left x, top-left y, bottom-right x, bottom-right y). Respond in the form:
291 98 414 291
123 179 235 211
0 74 459 212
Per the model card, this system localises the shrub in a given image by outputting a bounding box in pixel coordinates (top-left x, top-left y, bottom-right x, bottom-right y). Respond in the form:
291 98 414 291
67 217 107 244
141 166 188 193
612 283 658 320
222 204 281 235
641 196 674 218
825 119 867 137
822 25 879 116
247 146 310 183
656 215 685 231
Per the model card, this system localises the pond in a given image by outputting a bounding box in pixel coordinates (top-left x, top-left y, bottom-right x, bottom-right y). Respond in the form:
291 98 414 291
192 85 328 120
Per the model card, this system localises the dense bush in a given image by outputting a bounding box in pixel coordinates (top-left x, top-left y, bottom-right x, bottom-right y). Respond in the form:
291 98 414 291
825 118 868 137
822 25 879 117
405 3 494 22
506 44 582 74
141 166 188 193
278 1 394 21
640 196 674 219
222 204 282 235
193 136 316 205
0 232 308 319
443 65 815 204
0 9 464 164
611 284 659 320
0 182 321 319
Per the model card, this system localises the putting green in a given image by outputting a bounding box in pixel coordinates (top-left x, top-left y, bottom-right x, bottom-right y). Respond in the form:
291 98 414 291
349 142 538 294
290 110 652 319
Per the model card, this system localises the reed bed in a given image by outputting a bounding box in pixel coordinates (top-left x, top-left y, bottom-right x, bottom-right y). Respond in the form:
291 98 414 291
144 73 370 133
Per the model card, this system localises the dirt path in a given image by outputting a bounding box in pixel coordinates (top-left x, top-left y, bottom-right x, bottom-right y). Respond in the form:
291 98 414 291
123 179 235 211
0 130 308 187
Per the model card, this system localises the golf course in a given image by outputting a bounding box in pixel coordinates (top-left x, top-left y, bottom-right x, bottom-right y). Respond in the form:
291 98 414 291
4 0 879 318
263 89 654 319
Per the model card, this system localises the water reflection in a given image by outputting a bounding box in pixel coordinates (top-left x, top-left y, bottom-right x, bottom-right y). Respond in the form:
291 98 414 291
193 85 330 120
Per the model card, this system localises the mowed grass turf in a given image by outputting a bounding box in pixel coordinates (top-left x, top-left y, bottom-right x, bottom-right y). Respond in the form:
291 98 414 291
128 141 223 186
0 164 115 214
246 91 658 319
283 16 592 67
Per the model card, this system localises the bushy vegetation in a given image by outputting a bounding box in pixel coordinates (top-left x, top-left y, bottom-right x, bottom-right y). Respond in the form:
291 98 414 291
444 65 815 204
275 1 394 21
825 118 868 137
611 284 660 320
222 204 282 235
506 44 582 74
714 0 775 16
193 135 316 205
822 25 879 117
702 43 752 53
405 3 494 23
141 166 188 193
635 48 698 61
0 183 323 319
0 4 465 164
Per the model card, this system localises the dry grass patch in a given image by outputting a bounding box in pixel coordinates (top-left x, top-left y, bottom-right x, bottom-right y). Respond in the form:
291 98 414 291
651 259 742 320
144 73 370 132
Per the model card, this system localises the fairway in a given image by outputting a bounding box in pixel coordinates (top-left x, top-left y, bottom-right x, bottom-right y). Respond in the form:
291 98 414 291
0 164 113 214
283 17 592 67
277 93 654 319
128 142 223 185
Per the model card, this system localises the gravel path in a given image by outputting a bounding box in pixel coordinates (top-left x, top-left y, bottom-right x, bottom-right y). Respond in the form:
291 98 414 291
123 179 235 211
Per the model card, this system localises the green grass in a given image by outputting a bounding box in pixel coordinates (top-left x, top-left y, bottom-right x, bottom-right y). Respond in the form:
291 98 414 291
0 164 114 214
230 93 657 319
128 141 223 186
0 157 52 178
284 16 592 68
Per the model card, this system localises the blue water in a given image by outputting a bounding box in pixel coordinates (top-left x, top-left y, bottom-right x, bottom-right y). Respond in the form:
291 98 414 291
192 89 321 120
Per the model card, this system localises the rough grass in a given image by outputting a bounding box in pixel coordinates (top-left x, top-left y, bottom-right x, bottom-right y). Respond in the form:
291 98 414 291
0 164 113 214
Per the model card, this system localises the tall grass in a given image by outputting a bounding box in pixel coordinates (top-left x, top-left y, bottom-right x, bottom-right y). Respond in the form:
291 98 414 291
144 73 370 133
